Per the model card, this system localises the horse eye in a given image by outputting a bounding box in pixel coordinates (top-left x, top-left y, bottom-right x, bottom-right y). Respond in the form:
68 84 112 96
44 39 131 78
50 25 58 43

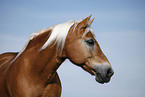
85 39 95 46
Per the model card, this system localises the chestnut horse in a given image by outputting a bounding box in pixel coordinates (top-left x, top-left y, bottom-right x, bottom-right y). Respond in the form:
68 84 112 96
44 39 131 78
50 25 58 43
0 15 114 97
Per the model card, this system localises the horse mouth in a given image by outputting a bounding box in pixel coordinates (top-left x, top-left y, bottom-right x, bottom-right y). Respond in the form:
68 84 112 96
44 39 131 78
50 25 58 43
95 73 110 84
81 64 112 84
82 64 96 75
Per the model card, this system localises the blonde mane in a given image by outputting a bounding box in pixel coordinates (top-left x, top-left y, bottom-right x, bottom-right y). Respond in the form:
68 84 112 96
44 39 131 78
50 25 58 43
40 20 79 50
29 20 95 51
10 19 95 63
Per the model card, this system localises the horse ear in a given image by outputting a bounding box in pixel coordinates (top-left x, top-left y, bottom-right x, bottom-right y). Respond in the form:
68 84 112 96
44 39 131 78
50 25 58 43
88 17 95 26
78 15 92 28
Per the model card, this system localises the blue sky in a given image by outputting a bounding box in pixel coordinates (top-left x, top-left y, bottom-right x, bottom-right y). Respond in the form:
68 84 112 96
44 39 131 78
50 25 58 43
0 0 145 97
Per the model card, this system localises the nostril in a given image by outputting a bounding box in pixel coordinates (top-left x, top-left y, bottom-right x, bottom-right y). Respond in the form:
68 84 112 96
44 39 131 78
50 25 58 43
106 68 114 77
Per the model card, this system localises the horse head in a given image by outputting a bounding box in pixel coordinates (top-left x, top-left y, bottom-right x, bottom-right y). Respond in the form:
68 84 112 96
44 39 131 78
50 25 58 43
63 15 114 84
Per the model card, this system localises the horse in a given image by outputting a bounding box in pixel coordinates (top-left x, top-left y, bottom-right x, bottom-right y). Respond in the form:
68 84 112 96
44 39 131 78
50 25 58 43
0 15 114 97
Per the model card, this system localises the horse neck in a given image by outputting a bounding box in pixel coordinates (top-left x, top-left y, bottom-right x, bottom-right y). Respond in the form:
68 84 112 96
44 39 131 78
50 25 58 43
16 30 66 83
37 46 65 81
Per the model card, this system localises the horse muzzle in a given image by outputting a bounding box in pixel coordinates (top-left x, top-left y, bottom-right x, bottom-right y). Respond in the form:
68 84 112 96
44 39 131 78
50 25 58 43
94 65 114 84
82 63 114 84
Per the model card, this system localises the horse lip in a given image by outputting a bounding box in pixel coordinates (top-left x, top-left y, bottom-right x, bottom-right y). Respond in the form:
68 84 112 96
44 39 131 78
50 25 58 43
95 73 105 84
95 72 111 84
86 68 106 84
82 64 95 76
91 69 96 75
